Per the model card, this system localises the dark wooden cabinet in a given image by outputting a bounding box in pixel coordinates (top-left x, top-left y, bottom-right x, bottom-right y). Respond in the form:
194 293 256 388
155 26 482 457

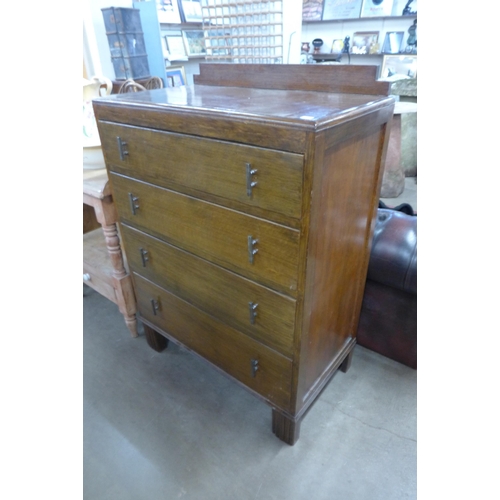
94 64 394 445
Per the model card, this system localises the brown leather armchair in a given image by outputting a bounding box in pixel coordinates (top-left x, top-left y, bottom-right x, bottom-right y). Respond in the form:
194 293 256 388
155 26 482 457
356 208 417 369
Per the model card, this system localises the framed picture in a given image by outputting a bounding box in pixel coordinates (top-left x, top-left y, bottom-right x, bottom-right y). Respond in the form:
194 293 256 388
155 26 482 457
351 31 379 55
322 0 363 20
331 39 344 53
182 29 206 56
165 65 187 87
156 0 182 24
380 54 417 80
302 0 325 21
382 31 404 53
180 0 203 23
360 0 394 18
165 34 187 58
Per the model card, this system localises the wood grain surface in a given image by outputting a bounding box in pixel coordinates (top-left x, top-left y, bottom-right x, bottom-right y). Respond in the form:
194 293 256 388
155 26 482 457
99 121 304 221
121 224 296 357
134 274 293 410
110 173 301 297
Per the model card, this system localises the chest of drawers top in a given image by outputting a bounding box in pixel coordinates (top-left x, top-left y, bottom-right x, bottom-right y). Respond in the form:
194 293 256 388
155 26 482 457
93 81 393 154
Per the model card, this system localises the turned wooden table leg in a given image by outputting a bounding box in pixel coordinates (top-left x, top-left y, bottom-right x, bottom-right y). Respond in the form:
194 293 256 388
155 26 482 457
272 410 301 445
143 323 169 352
102 223 138 337
123 314 138 338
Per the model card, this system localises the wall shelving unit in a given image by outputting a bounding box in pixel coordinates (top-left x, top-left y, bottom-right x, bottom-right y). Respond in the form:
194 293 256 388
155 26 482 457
301 13 417 74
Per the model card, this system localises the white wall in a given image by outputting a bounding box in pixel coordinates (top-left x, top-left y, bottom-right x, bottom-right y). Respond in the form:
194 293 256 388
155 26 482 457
283 0 303 64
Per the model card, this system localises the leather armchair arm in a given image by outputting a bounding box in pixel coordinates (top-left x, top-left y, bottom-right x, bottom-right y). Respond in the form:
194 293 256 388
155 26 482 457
368 209 417 294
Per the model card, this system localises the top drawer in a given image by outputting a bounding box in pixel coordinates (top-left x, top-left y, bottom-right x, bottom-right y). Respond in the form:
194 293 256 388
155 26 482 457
98 122 304 221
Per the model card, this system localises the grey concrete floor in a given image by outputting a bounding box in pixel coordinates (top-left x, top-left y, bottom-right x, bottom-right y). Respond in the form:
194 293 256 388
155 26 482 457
83 285 417 499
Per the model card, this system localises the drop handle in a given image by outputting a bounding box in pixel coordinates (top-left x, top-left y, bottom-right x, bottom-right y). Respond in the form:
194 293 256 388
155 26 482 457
248 235 259 264
249 302 258 325
251 359 259 378
246 162 258 197
151 298 160 316
140 248 149 267
117 136 129 161
128 192 140 215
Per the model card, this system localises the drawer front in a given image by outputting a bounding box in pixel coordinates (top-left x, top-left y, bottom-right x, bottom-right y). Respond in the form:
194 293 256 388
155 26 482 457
121 224 296 357
99 122 303 220
83 264 116 304
135 274 292 410
111 173 300 296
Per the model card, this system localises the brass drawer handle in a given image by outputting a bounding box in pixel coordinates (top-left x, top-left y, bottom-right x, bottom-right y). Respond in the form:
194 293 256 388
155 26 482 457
246 162 258 197
248 235 259 264
117 136 129 160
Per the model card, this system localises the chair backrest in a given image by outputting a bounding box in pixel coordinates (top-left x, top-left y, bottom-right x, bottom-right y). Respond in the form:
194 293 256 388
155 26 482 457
117 79 147 93
143 76 164 90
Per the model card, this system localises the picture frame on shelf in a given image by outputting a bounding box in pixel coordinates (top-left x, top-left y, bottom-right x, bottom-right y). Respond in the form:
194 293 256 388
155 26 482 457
331 39 344 53
302 0 325 21
380 54 417 80
165 64 187 87
322 0 363 20
180 0 203 23
156 0 182 24
182 29 207 57
165 34 187 59
351 31 379 55
382 31 404 53
360 0 394 18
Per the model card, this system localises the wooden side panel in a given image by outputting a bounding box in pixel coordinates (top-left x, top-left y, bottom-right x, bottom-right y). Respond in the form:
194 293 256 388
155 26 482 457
83 229 116 303
194 63 390 95
83 204 99 234
296 116 390 408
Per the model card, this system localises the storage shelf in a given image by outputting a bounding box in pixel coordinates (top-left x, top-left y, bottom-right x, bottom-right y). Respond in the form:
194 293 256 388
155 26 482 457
160 22 202 28
165 55 206 62
303 15 416 24
313 52 417 60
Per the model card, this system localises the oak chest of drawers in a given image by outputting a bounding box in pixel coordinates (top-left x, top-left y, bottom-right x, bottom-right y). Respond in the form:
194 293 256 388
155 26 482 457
93 64 394 445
